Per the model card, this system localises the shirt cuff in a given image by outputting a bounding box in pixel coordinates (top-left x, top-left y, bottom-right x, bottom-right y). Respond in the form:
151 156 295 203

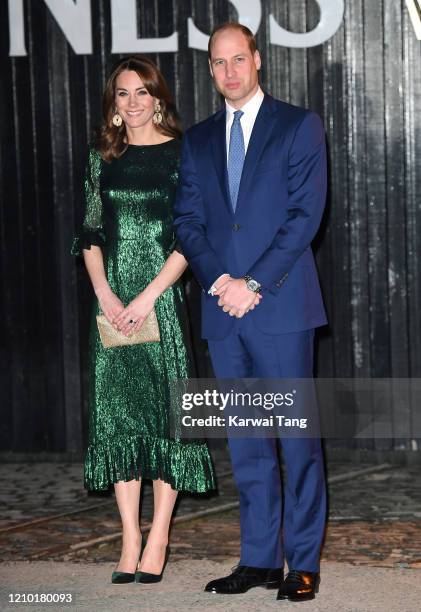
208 273 230 295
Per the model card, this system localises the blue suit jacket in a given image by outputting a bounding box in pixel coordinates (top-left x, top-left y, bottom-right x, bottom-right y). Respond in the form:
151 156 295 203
173 93 328 340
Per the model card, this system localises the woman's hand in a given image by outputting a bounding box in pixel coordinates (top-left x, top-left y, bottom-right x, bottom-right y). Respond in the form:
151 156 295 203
112 291 156 336
96 286 125 324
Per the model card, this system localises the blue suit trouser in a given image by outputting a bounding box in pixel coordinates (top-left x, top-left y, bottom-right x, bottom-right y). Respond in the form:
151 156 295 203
207 315 326 572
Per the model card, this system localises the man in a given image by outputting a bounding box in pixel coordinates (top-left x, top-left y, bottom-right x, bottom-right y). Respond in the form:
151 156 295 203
173 22 327 602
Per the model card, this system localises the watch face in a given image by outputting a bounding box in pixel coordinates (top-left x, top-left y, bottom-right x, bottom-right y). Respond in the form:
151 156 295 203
247 279 260 292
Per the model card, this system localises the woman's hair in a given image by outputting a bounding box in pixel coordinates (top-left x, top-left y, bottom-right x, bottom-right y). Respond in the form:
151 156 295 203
96 55 182 162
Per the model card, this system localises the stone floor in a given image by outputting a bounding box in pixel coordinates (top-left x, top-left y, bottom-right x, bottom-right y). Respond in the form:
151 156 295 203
1 451 421 611
1 451 421 568
2 560 421 612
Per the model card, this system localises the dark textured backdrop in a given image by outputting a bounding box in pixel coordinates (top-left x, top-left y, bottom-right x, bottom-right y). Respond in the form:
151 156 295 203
1 1 420 454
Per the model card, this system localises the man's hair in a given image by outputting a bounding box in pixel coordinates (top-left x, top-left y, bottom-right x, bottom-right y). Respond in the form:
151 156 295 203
208 22 257 59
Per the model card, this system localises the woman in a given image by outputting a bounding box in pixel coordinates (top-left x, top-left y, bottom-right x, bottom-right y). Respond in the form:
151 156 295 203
72 55 215 584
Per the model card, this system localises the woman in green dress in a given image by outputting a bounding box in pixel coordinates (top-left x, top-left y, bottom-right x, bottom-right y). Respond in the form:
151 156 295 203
72 56 215 583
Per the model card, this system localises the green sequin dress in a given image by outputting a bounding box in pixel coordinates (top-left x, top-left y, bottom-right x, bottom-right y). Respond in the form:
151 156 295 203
72 140 215 492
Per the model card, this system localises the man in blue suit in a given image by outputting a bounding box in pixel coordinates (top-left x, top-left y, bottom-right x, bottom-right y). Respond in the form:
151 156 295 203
174 22 327 602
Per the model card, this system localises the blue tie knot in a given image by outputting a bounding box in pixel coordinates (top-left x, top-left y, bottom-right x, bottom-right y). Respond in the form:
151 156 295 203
233 110 244 122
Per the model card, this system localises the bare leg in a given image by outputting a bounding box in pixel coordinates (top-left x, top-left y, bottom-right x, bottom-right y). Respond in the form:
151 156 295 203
114 478 142 572
138 479 178 573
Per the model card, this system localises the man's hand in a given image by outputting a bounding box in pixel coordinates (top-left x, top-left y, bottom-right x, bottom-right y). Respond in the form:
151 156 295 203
214 278 262 318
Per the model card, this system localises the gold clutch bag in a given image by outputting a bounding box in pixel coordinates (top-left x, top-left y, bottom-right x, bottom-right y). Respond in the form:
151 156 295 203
96 309 160 348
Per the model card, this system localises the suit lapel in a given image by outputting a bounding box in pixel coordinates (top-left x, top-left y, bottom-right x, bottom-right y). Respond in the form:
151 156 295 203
210 109 233 216
235 94 278 213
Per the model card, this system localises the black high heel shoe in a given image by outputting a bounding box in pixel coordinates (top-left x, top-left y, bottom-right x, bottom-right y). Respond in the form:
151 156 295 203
111 532 146 584
135 544 170 584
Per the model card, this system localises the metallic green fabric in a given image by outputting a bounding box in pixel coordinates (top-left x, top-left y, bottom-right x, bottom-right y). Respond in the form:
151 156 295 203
73 141 215 492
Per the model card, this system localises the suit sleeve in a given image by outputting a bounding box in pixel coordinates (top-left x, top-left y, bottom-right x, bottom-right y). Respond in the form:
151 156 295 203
173 131 226 291
247 112 327 290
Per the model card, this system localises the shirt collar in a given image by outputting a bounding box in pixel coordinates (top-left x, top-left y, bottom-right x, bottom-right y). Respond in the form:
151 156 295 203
225 86 264 119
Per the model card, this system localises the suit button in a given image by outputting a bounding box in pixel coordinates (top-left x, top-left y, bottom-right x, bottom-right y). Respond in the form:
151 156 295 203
276 273 288 287
232 224 241 231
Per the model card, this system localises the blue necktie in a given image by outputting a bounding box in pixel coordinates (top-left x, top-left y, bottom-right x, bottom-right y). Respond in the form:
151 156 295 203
228 110 245 212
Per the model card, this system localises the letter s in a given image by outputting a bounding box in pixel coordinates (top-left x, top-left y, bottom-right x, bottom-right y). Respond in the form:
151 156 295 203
284 393 294 407
188 0 262 51
270 0 344 48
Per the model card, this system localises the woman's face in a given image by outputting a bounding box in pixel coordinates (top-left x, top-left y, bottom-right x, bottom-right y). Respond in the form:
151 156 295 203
114 70 156 129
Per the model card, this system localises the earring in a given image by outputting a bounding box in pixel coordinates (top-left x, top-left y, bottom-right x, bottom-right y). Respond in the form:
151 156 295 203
112 112 122 127
152 101 162 125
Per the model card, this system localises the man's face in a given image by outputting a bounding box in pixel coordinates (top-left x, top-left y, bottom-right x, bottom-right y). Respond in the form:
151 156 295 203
209 29 261 108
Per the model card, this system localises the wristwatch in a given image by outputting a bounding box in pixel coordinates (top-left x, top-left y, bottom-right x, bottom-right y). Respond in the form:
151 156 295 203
243 275 261 293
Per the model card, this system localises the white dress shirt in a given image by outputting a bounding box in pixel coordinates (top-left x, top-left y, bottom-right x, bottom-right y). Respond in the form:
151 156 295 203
208 87 265 295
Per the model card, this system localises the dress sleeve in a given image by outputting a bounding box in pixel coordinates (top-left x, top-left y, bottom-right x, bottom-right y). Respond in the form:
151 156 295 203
165 235 184 258
172 238 184 255
71 147 106 257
